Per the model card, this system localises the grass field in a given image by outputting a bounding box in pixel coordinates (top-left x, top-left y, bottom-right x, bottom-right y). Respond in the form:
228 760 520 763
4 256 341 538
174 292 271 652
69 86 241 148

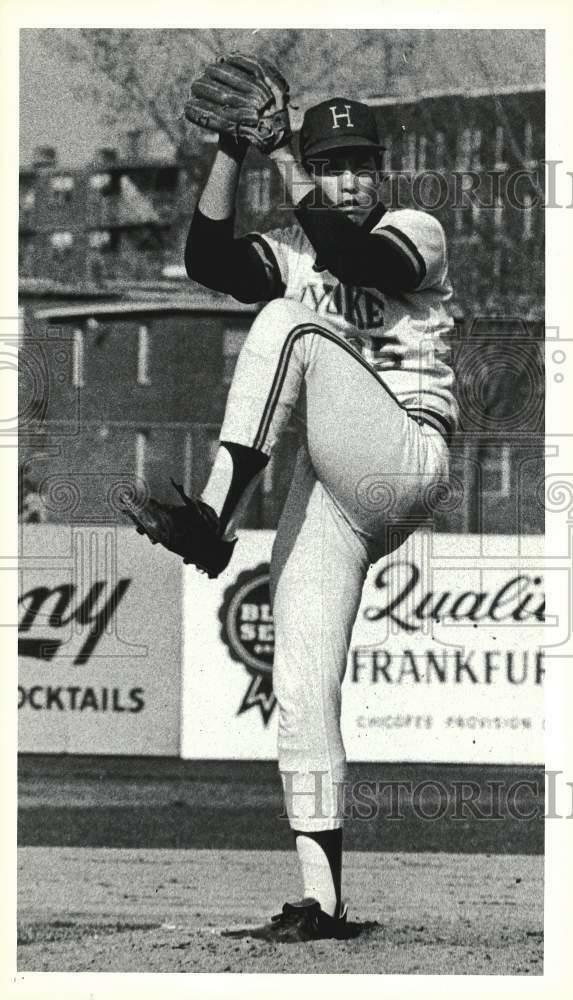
18 755 544 853
16 755 544 974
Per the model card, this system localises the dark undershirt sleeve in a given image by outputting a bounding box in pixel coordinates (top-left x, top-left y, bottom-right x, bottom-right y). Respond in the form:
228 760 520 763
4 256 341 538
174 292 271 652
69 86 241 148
184 206 282 304
294 191 422 293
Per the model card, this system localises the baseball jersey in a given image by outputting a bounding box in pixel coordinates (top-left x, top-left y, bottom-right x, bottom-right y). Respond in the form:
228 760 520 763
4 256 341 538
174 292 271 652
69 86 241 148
246 208 458 438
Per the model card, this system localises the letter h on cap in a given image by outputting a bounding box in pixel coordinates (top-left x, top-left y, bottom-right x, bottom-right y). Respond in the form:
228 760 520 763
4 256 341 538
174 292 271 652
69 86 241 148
329 104 355 129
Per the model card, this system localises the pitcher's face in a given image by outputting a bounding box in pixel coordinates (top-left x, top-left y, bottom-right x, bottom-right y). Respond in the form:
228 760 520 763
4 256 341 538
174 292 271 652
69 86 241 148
306 149 381 225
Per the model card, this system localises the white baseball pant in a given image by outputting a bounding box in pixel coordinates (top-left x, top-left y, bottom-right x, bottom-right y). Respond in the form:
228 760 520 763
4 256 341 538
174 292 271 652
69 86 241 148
219 298 449 831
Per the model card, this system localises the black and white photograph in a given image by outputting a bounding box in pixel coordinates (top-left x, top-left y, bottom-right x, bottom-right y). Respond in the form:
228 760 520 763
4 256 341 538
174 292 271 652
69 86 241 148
6 8 573 987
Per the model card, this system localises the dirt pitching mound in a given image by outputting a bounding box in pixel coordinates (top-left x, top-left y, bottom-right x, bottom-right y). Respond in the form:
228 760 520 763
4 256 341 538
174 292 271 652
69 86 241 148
17 847 542 975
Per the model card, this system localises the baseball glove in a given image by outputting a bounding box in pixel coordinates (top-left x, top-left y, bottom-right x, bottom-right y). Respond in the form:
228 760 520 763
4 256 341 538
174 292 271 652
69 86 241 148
120 479 236 578
184 51 292 154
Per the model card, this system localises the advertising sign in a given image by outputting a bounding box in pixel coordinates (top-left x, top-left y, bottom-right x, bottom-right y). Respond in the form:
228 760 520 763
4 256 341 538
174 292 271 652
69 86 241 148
182 530 544 764
18 526 182 754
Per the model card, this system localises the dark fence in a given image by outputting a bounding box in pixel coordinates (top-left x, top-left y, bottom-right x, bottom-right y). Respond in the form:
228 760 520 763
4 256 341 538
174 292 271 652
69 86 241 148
19 299 544 536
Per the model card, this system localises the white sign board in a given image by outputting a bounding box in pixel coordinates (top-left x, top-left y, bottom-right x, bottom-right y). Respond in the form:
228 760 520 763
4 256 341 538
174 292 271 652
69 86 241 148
18 526 182 755
182 531 544 764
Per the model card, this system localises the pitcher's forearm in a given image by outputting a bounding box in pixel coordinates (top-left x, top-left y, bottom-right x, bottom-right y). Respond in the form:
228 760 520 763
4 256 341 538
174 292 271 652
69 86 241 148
198 137 248 220
269 144 315 206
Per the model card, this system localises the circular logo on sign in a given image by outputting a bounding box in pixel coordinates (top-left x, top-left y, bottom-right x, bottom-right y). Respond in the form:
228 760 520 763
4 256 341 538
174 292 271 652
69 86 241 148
219 564 275 724
219 564 274 676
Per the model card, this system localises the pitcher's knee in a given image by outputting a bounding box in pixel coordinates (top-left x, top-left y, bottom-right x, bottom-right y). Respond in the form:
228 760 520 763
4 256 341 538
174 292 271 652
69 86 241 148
249 299 319 346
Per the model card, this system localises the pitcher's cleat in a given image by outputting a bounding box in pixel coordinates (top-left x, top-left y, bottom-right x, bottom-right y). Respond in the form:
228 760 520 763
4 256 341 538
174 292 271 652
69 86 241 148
221 897 353 943
120 478 236 579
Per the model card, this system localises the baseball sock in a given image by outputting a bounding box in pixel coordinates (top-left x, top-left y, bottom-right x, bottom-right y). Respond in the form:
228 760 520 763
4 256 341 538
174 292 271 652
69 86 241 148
293 829 343 917
201 440 269 541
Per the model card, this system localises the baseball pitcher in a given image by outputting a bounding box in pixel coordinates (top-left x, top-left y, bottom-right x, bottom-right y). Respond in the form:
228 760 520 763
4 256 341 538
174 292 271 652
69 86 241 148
123 53 458 942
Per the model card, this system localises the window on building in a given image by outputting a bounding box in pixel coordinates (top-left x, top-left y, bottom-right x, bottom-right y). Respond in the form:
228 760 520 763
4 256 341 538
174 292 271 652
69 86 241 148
50 231 73 249
523 121 536 168
402 133 416 173
523 194 533 240
183 431 194 497
90 173 113 194
137 325 151 385
494 126 507 170
18 234 35 274
72 328 84 387
480 444 511 498
494 196 504 232
222 326 248 384
455 172 481 238
471 128 482 171
50 175 75 204
135 431 147 481
417 135 427 172
455 128 482 173
51 175 74 192
20 188 35 211
89 230 112 249
434 132 446 170
456 128 471 171
382 137 393 173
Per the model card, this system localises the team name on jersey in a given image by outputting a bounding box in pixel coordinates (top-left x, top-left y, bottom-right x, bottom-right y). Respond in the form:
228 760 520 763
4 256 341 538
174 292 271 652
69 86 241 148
299 281 385 332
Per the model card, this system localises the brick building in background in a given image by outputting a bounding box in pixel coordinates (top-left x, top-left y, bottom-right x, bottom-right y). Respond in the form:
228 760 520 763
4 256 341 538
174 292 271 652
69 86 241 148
19 131 188 286
19 88 544 535
19 89 543 318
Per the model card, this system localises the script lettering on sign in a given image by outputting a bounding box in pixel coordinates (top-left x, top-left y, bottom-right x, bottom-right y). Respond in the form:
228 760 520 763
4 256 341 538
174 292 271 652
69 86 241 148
18 579 132 665
364 562 545 633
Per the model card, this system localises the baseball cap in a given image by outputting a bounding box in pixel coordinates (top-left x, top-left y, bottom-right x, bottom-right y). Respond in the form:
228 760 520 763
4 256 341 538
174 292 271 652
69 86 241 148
299 97 385 160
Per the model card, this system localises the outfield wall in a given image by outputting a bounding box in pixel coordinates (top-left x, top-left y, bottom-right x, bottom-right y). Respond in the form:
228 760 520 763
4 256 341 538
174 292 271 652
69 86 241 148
17 526 545 763
17 526 182 755
181 530 545 765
